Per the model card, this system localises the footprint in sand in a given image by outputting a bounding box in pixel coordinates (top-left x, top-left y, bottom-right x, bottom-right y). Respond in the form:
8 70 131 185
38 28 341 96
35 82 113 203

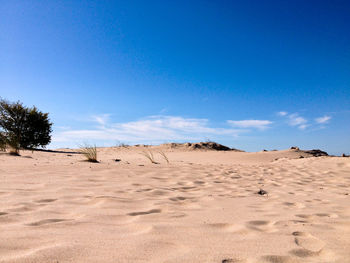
222 259 249 263
290 231 334 259
35 198 57 203
260 255 301 263
9 205 37 212
214 180 223 184
193 180 206 185
169 196 188 201
314 212 338 218
282 202 305 209
208 223 245 233
27 218 69 226
292 231 325 252
128 209 161 216
246 220 276 232
180 186 197 191
295 214 314 221
274 219 308 228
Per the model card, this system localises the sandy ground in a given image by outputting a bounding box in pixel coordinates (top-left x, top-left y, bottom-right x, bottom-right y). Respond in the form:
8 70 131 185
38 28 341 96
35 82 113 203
0 146 350 263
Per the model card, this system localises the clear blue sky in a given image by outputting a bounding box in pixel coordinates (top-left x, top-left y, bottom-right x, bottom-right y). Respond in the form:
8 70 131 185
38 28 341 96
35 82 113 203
1 0 349 155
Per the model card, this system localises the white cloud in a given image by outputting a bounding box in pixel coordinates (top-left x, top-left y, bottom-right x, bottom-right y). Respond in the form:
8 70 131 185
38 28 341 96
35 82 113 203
227 119 273 130
277 111 288 116
91 114 110 126
280 112 330 130
315 115 331 124
288 113 307 129
298 124 308 130
52 115 245 146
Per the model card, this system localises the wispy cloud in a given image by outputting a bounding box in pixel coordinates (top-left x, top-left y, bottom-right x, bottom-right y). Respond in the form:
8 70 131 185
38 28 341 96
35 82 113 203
52 115 245 146
287 113 308 130
315 115 331 124
91 114 110 126
298 124 308 130
52 111 333 148
278 111 332 130
227 119 273 130
277 111 288 116
288 113 307 126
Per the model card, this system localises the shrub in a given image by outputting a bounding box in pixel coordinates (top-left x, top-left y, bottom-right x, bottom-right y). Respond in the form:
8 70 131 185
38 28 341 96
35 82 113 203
81 144 98 162
0 99 52 151
20 106 52 148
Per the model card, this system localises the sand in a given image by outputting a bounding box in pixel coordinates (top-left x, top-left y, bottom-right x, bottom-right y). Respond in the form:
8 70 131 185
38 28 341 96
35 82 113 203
0 146 349 262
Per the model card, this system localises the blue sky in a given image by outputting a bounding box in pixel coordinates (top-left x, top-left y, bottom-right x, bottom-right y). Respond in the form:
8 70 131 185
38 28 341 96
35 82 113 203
1 0 349 155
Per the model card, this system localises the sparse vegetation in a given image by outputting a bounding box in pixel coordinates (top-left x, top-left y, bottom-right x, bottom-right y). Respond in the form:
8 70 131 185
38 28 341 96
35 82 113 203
115 141 129 147
0 133 6 151
7 136 20 156
140 150 158 164
158 150 169 164
0 131 20 155
80 144 98 163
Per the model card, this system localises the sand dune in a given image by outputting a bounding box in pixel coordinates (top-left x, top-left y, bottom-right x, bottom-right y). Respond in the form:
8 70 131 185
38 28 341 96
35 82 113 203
0 146 349 262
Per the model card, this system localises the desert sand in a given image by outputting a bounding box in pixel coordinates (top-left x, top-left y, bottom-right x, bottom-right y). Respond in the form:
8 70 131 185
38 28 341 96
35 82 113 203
0 144 349 263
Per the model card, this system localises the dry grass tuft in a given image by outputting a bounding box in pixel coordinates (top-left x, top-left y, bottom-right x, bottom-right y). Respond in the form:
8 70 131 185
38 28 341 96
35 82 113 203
140 150 158 164
0 133 6 152
0 141 6 152
80 144 99 163
5 136 21 156
158 150 169 164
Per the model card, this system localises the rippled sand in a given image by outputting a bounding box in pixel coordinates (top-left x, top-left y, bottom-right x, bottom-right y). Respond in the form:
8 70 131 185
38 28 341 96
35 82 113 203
0 146 349 262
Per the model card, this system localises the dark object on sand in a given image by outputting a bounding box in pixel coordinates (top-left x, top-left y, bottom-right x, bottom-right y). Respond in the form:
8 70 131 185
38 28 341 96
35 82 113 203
190 142 232 151
342 153 349 157
115 158 121 162
9 151 20 156
290 146 300 150
299 155 304 158
257 189 268 196
165 142 243 151
304 149 328 157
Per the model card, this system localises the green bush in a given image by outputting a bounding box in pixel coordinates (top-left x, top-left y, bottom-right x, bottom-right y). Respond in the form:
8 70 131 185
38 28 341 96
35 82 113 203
0 99 53 151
